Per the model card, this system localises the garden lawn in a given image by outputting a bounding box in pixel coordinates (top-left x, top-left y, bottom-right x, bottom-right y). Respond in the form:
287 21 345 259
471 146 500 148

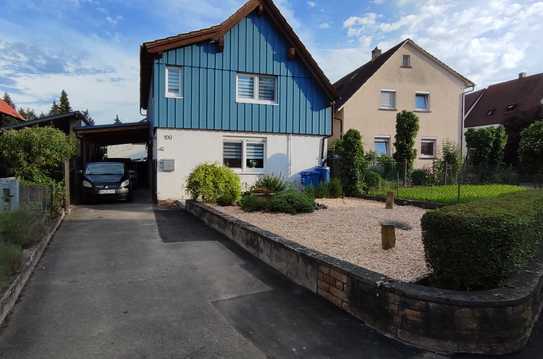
369 184 526 205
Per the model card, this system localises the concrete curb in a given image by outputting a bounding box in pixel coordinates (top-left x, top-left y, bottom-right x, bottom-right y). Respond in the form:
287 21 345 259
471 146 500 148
0 211 65 326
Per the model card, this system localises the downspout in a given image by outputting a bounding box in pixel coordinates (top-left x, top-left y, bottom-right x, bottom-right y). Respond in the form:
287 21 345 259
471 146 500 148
320 100 336 166
461 85 475 159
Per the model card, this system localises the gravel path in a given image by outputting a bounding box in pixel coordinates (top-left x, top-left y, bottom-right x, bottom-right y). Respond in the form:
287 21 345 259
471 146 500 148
216 198 429 282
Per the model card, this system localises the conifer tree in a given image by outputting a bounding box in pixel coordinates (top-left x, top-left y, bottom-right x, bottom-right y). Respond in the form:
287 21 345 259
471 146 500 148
2 92 15 109
58 90 72 114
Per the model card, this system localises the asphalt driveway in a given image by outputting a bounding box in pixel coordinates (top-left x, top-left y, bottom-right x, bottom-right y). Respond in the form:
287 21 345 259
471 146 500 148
0 195 542 358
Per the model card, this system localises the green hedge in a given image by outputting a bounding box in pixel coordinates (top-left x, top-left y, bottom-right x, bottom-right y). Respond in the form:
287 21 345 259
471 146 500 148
240 190 315 214
421 190 543 290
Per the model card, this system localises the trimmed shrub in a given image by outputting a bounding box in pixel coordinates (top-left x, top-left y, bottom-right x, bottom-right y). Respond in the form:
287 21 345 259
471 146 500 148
251 175 287 194
519 121 543 175
334 129 367 196
186 163 241 204
365 170 382 190
239 193 271 212
393 111 419 182
422 190 543 290
0 243 23 289
270 190 315 214
411 168 432 186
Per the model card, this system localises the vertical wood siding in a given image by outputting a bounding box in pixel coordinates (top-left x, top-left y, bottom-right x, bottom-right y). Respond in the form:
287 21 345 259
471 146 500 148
151 13 331 136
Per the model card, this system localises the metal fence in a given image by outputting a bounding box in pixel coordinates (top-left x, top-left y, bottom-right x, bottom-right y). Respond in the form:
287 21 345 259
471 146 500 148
363 156 542 205
0 178 52 212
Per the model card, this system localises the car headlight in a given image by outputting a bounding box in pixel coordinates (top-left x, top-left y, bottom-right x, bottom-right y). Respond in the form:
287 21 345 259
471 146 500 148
120 180 130 188
82 180 93 188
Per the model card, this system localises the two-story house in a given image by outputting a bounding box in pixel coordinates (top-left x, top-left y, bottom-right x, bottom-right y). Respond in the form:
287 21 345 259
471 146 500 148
333 39 474 168
140 0 335 201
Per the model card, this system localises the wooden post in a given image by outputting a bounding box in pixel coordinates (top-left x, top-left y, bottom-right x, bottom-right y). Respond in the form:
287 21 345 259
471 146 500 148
382 224 396 250
386 191 395 209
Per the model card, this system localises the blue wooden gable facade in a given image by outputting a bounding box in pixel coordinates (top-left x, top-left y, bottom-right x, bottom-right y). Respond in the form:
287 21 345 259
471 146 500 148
145 11 332 136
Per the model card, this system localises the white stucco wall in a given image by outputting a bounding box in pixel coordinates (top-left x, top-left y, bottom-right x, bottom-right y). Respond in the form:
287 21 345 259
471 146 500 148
154 128 326 201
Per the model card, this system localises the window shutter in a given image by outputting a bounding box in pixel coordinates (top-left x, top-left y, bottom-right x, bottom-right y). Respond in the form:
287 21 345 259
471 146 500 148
224 142 242 159
237 75 255 99
167 67 182 97
246 143 264 160
258 76 275 101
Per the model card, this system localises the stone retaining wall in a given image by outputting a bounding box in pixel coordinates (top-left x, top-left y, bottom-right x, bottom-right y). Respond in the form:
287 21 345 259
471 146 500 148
185 200 543 355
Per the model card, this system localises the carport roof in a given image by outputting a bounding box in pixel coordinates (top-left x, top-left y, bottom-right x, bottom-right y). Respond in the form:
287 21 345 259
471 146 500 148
74 121 149 146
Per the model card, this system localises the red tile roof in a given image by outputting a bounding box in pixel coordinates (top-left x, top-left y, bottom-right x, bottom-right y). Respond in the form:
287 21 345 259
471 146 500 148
0 99 24 121
465 73 543 128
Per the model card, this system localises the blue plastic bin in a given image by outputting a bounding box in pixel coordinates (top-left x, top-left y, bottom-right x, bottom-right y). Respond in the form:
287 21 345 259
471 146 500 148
315 166 331 184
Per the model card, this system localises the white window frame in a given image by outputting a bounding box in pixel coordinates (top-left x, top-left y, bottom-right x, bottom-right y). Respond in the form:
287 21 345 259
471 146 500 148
374 136 391 156
379 89 396 110
223 137 267 174
420 138 437 159
415 92 430 112
165 66 183 99
236 73 278 105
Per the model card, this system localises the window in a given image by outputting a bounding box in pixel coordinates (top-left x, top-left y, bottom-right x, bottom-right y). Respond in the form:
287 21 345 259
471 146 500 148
374 137 390 156
246 143 264 169
420 139 437 158
380 90 396 109
487 109 496 116
166 66 182 98
402 55 411 67
505 104 517 112
223 142 242 168
415 93 430 111
236 73 277 104
223 139 266 171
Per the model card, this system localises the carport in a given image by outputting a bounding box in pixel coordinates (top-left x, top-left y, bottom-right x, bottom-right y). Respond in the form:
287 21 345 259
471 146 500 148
74 121 152 202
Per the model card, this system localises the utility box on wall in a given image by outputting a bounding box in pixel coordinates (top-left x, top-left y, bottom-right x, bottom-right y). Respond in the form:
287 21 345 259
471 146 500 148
0 178 20 212
159 159 175 172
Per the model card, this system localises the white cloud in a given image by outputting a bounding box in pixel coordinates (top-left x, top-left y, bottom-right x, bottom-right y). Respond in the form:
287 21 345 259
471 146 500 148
307 1 316 7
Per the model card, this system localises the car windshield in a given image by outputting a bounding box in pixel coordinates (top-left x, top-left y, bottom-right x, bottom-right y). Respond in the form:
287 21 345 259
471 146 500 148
85 162 125 175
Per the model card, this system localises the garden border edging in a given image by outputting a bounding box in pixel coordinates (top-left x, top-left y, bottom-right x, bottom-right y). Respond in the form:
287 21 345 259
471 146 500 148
0 211 65 326
185 200 543 355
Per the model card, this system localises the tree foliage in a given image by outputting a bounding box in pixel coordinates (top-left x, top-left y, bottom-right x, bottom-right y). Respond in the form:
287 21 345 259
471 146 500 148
58 90 72 114
333 129 366 196
393 111 419 180
18 108 38 121
0 127 77 184
465 127 507 169
519 121 543 175
2 92 15 109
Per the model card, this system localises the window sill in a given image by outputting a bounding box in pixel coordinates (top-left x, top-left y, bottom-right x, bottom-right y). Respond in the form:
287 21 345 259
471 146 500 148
379 107 397 111
419 156 436 160
166 95 183 100
236 99 278 106
400 65 412 69
414 109 431 113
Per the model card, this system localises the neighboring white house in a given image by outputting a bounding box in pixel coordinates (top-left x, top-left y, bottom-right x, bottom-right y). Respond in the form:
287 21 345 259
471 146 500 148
107 144 147 161
140 0 335 201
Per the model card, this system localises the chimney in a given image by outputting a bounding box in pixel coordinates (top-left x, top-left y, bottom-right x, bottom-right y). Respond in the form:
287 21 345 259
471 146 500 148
372 47 382 61
519 72 527 79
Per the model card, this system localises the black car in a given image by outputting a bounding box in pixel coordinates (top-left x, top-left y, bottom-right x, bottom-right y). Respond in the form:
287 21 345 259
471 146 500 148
81 161 133 203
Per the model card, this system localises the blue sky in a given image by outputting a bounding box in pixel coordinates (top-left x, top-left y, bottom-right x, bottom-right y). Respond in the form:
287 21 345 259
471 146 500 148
1 0 542 124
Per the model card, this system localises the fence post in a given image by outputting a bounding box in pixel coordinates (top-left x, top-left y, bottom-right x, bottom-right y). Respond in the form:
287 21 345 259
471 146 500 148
64 160 70 212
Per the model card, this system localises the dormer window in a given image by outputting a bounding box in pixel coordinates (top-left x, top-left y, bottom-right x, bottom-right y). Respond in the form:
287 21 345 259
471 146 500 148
505 104 517 112
402 55 411 67
487 109 496 116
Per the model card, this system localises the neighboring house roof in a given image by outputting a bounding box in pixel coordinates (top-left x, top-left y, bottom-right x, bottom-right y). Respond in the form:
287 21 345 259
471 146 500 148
0 99 24 121
465 73 543 128
1 111 91 132
140 0 335 110
334 39 475 110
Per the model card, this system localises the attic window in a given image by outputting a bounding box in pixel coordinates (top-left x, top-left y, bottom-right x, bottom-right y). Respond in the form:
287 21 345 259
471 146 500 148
505 104 517 112
402 55 411 67
487 109 496 116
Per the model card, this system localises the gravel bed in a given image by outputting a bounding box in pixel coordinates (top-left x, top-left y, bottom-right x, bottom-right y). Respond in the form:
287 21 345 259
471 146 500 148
215 198 429 282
